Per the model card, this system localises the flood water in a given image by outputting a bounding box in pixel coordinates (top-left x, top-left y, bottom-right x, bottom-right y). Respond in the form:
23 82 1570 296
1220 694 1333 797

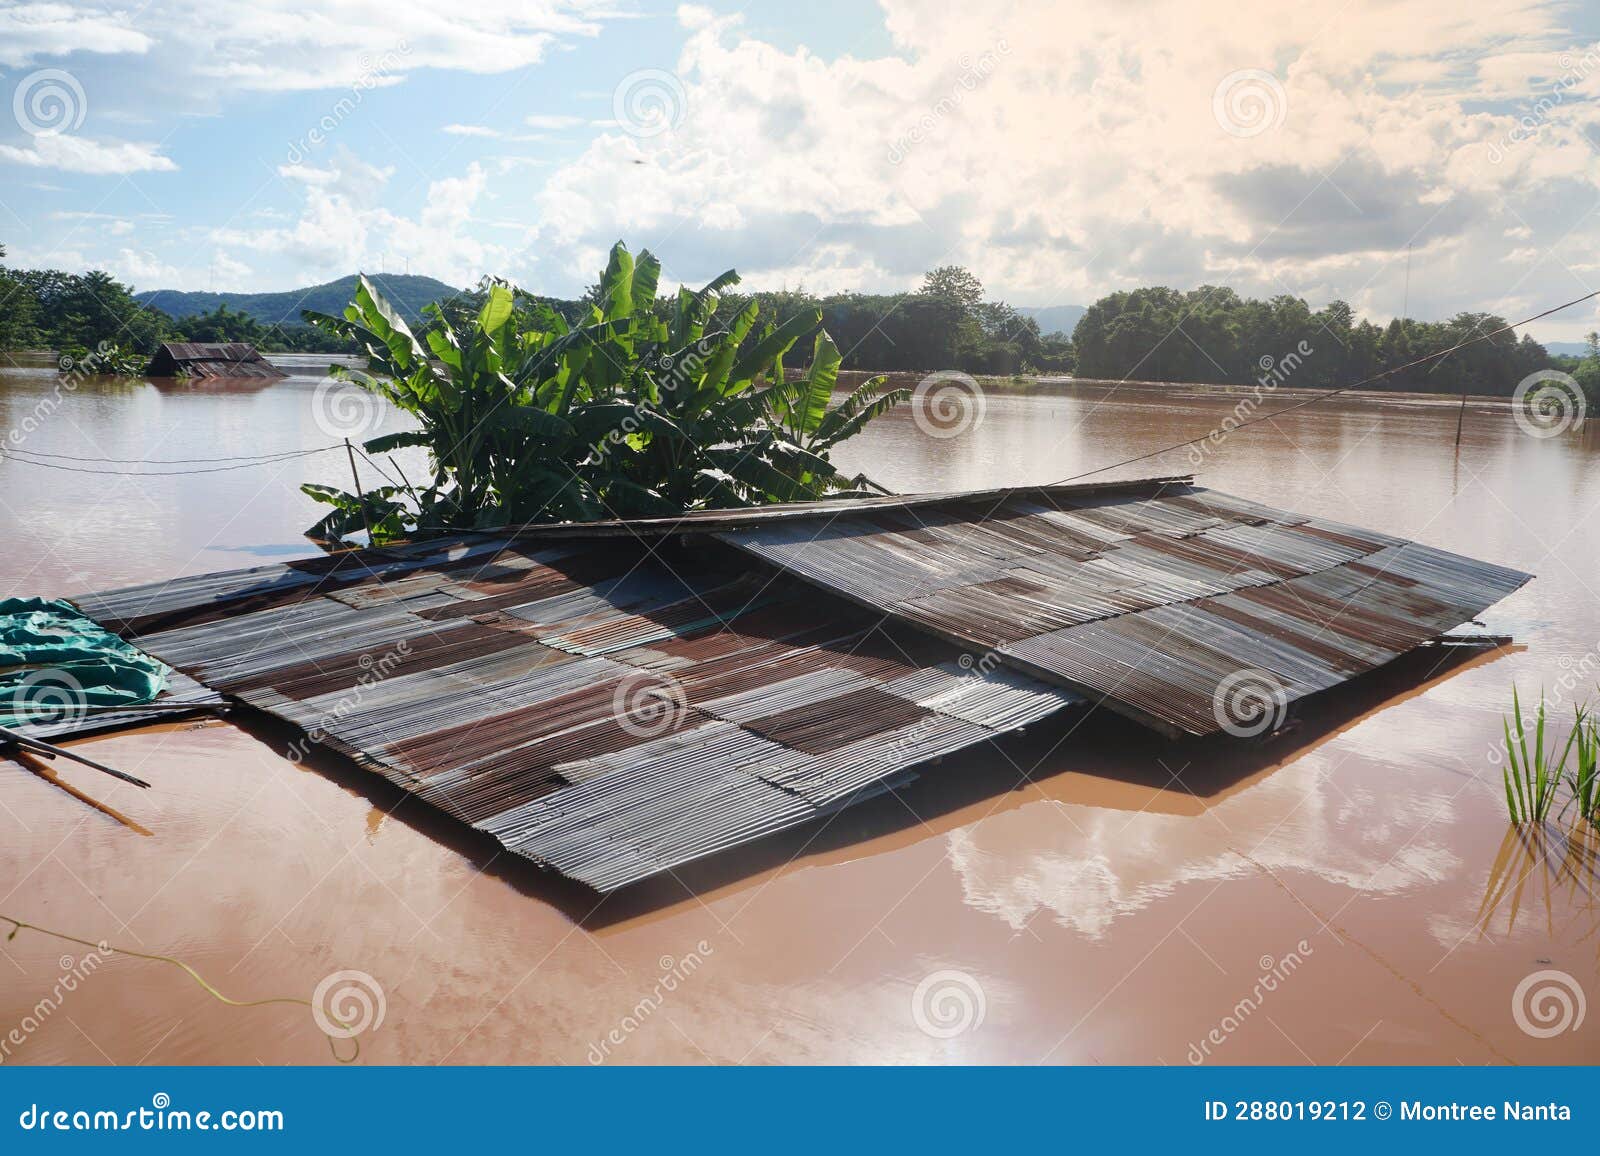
2 351 1597 1065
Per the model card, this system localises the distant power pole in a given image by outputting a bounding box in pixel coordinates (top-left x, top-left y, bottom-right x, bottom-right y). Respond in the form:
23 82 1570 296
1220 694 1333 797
1402 244 1411 320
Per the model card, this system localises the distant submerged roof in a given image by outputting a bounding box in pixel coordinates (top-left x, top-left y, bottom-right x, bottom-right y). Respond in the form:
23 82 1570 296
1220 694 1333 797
146 342 287 380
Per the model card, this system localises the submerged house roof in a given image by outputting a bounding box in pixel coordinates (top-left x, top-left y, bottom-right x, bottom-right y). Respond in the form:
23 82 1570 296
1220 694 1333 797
72 536 1077 891
146 342 287 380
714 482 1531 737
64 477 1530 891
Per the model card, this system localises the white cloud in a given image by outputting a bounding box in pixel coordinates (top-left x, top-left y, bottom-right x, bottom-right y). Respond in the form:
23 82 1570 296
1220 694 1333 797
442 124 553 143
214 153 494 287
946 758 1463 940
278 153 395 203
0 135 176 173
109 247 180 288
16 0 1600 342
0 1 618 91
0 2 152 67
210 252 252 285
521 0 1600 337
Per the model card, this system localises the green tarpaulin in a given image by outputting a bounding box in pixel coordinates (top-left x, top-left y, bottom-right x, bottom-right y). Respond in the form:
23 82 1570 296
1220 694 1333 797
0 597 169 729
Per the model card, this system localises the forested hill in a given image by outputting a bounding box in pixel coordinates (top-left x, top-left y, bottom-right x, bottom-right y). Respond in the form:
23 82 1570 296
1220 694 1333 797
135 273 462 325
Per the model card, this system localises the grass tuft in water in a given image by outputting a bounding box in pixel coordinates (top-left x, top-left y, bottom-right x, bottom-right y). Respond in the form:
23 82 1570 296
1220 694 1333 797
1565 711 1599 829
1501 687 1582 824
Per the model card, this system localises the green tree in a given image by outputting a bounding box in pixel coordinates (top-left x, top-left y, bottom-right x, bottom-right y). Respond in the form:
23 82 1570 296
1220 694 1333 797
173 303 268 345
0 244 44 351
1071 285 1558 395
919 265 986 311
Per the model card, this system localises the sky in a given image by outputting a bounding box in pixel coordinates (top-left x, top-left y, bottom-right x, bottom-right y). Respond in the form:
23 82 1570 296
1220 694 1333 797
4 0 1600 340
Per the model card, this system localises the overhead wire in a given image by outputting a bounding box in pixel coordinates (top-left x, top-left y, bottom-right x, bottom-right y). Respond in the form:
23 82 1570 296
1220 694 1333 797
8 444 344 464
0 445 340 476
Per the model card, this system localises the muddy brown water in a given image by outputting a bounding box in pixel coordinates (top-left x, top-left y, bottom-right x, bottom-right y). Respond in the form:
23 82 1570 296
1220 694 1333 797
1 353 1597 1064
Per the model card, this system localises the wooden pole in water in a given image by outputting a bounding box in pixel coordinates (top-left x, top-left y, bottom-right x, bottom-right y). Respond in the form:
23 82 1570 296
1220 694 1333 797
344 437 375 545
1454 383 1469 448
0 726 152 789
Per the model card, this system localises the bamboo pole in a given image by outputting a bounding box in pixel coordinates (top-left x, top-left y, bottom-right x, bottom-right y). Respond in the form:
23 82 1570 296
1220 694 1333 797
0 726 152 789
344 437 375 544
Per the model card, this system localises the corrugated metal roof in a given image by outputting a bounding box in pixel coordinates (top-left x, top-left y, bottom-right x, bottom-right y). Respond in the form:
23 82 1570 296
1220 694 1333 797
471 476 1199 538
60 478 1531 889
147 342 287 380
7 670 226 744
156 342 260 361
71 536 1080 891
717 484 1531 737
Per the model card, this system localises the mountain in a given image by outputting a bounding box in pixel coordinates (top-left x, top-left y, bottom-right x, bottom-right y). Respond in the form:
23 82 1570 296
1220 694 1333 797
135 273 464 326
1016 304 1087 337
1542 341 1592 358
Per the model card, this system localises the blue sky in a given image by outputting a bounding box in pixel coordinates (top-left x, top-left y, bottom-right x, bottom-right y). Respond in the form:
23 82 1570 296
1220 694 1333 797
4 0 1600 341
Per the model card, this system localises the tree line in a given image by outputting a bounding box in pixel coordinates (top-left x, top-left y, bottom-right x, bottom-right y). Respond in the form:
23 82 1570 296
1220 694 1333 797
0 248 349 358
4 242 1588 400
1070 285 1561 397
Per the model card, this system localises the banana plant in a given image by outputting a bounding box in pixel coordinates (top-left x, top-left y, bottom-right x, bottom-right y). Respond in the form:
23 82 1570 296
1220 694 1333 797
762 329 909 491
300 242 905 543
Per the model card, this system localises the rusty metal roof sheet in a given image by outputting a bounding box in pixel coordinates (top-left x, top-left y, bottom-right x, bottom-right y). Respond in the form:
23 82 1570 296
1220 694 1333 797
147 342 288 380
62 477 1530 888
717 483 1530 737
71 536 1081 891
6 669 226 744
465 476 1200 538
